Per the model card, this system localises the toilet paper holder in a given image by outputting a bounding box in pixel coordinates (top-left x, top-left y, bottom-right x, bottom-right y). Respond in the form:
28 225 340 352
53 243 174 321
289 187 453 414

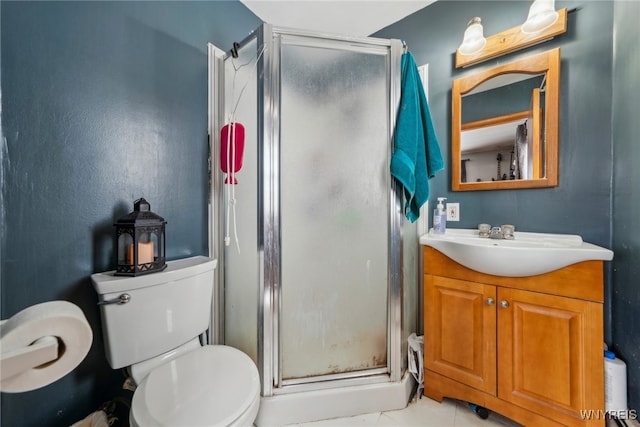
0 335 59 381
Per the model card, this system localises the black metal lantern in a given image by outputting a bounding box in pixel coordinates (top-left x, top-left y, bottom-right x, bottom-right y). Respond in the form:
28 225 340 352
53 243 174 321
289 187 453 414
114 198 166 276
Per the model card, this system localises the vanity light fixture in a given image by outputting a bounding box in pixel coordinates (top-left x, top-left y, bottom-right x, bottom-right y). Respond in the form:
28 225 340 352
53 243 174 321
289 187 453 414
522 0 559 34
458 17 487 56
455 2 567 68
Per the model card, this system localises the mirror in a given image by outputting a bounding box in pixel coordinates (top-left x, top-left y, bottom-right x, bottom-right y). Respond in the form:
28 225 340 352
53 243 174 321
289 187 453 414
452 48 560 191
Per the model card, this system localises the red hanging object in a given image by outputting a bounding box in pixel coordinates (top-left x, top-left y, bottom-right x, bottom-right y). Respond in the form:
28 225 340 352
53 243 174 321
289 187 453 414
220 122 245 184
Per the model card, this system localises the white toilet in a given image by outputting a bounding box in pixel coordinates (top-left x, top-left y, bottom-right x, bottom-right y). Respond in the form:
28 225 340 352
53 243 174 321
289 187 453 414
91 256 260 427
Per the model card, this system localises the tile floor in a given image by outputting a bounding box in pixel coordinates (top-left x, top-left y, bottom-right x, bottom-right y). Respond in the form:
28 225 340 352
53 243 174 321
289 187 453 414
286 397 640 427
286 396 521 427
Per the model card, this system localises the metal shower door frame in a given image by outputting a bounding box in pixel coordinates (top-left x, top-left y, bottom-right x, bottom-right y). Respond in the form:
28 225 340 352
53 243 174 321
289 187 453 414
257 24 404 396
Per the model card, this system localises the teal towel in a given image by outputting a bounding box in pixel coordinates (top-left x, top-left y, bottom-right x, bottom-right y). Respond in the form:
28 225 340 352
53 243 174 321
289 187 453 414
391 52 444 223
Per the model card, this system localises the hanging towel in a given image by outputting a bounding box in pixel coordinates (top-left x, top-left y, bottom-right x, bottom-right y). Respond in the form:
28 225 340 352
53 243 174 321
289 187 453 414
391 52 444 223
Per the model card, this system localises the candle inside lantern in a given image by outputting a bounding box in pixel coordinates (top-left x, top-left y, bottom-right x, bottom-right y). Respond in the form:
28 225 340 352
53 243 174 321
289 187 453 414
127 241 155 265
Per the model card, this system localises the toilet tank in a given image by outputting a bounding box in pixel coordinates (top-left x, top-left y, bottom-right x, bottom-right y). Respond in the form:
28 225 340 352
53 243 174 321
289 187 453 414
91 256 216 369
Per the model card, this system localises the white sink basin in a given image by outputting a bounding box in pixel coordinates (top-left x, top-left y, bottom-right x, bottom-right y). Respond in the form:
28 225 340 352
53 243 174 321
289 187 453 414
420 228 613 277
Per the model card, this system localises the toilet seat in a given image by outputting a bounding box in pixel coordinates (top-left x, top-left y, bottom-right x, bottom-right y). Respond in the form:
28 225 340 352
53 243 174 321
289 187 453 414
130 345 260 427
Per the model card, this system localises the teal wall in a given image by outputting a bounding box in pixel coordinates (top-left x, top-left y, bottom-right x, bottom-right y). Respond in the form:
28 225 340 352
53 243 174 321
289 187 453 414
612 0 640 413
0 1 260 425
377 0 638 412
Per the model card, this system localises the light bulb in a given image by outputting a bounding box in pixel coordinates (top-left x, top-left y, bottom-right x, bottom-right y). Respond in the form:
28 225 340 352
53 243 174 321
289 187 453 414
522 0 559 34
458 17 487 55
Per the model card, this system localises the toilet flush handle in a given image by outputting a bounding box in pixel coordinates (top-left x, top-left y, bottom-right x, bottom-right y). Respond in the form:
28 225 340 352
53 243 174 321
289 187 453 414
97 293 131 306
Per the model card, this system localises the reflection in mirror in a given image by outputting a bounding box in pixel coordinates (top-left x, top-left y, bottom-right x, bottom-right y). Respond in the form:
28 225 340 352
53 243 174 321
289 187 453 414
461 75 543 182
452 48 560 191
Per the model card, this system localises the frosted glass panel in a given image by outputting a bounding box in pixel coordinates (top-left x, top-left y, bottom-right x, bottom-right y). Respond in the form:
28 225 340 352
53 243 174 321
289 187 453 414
223 38 259 363
279 43 390 380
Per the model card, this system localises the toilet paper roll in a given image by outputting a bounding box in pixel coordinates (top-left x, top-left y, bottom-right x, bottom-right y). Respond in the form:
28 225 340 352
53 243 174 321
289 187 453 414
0 301 92 393
605 352 628 412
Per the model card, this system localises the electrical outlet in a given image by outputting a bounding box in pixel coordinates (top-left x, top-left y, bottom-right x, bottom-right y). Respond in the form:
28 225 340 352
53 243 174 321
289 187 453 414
446 203 460 221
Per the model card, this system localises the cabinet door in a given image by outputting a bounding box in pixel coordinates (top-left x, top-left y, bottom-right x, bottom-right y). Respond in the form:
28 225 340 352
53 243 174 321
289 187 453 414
425 275 497 394
498 288 604 419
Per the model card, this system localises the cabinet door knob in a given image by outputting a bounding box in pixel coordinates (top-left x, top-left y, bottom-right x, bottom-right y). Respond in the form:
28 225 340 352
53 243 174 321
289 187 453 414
486 298 495 306
500 300 510 309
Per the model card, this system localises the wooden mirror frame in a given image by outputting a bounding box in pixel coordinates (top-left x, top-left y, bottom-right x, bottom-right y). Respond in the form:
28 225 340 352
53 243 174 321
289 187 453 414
452 48 560 191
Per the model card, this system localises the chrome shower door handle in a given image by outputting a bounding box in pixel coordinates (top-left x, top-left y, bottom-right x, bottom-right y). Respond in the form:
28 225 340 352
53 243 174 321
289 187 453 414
97 293 131 306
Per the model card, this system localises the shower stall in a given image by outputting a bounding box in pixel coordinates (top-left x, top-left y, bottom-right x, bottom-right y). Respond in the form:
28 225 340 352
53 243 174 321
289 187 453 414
208 24 420 426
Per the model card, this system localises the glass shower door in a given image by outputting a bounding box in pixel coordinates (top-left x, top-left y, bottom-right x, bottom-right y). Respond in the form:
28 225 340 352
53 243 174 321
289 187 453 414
278 37 391 384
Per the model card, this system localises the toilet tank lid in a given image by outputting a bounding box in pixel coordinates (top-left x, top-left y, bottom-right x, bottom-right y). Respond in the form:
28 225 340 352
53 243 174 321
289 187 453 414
91 256 217 295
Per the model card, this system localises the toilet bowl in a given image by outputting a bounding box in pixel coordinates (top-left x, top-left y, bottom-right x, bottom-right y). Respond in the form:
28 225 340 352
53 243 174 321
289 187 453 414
130 346 260 427
91 256 260 427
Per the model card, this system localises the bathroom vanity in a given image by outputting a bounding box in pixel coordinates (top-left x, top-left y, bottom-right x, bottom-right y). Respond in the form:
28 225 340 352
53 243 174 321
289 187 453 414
422 242 609 426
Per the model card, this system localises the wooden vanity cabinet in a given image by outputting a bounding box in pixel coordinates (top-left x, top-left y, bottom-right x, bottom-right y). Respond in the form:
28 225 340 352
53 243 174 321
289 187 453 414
423 247 605 427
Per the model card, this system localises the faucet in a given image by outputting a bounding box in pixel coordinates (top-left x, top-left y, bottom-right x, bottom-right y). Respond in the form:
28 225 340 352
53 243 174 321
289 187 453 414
489 227 503 239
487 225 515 240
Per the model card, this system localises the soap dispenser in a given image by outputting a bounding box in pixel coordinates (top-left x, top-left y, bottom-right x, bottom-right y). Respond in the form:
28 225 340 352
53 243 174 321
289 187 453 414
433 197 447 234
